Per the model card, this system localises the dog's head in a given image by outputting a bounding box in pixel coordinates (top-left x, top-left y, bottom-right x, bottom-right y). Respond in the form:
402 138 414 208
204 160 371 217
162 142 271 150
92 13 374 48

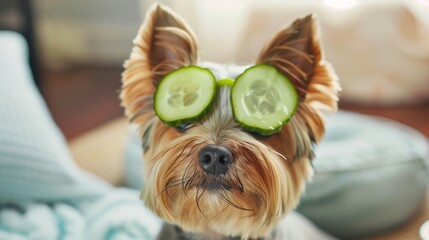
121 4 339 239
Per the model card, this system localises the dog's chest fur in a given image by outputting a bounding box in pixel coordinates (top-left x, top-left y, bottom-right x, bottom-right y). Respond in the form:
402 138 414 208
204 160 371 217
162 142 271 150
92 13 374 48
157 223 281 240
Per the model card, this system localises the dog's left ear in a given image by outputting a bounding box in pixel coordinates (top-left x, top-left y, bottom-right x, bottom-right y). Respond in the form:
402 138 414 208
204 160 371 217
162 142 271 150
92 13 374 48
121 4 198 127
258 15 340 158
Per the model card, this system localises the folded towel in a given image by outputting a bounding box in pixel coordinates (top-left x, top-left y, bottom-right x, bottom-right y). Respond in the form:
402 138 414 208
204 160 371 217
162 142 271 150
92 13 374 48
0 31 112 203
82 188 161 240
0 189 161 240
0 203 83 240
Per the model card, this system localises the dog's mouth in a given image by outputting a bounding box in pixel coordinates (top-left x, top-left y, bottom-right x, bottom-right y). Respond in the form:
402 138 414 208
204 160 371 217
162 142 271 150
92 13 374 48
199 179 232 191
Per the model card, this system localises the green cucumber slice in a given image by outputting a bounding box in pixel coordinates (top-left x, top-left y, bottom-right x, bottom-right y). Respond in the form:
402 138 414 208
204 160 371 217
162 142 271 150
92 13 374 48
231 64 298 135
154 66 216 127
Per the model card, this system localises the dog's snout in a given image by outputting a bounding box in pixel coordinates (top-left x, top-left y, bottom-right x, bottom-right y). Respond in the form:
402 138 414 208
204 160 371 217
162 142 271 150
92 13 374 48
198 145 232 175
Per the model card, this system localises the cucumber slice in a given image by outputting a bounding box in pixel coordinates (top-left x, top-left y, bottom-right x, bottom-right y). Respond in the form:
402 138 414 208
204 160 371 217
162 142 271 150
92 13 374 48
154 66 216 127
231 64 298 135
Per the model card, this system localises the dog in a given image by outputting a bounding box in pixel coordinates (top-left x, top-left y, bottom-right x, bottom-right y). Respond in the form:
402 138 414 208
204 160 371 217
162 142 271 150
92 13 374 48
121 3 340 240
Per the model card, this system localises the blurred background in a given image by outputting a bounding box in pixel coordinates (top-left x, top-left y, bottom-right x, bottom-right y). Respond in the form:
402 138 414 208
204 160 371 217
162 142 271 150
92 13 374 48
1 0 142 139
0 0 428 139
1 1 429 239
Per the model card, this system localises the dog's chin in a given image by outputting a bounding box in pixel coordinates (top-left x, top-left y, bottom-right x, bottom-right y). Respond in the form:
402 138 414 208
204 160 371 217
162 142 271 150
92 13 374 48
151 188 273 239
199 179 232 191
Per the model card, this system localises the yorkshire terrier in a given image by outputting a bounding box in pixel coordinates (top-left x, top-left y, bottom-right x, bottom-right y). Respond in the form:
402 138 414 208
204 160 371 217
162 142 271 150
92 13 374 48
121 3 340 240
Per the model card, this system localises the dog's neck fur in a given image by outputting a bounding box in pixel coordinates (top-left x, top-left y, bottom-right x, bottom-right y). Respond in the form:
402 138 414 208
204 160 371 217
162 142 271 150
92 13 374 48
157 223 280 240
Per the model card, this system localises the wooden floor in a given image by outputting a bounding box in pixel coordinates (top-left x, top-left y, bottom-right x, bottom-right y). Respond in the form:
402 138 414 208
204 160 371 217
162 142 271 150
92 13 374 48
41 65 124 140
341 102 429 137
40 65 429 140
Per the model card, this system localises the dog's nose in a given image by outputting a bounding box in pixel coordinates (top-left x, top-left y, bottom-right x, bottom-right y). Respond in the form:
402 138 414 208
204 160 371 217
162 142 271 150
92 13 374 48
198 145 233 175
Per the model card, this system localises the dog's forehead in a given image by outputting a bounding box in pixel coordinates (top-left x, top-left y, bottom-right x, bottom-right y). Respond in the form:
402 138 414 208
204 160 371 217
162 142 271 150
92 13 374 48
199 62 251 80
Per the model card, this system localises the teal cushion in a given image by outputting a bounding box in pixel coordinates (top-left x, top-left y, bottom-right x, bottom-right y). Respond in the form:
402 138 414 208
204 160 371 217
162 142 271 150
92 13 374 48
0 31 111 203
297 111 429 239
123 126 144 190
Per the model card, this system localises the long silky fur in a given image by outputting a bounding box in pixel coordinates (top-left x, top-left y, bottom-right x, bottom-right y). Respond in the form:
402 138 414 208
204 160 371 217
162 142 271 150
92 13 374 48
257 15 340 161
120 4 198 134
142 86 312 239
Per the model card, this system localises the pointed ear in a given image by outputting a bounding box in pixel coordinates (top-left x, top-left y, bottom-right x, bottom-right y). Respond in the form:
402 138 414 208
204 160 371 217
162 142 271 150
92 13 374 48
259 15 340 160
257 14 339 112
121 3 198 125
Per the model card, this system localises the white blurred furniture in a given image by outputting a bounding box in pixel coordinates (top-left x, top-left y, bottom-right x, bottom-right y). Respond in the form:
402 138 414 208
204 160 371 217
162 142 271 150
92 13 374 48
142 0 429 104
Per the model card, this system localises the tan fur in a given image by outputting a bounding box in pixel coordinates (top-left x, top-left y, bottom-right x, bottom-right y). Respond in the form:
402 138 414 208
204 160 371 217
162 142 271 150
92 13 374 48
143 121 312 239
121 4 198 133
120 3 339 239
257 15 340 161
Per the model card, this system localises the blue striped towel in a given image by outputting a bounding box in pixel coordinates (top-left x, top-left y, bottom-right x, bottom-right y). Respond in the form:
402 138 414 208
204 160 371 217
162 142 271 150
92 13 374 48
0 189 161 240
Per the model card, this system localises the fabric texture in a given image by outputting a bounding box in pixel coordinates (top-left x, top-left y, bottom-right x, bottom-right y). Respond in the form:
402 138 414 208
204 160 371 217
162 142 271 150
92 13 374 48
363 191 429 240
297 111 429 239
0 31 112 203
123 125 144 190
0 31 162 240
275 212 338 240
81 188 161 240
0 189 162 240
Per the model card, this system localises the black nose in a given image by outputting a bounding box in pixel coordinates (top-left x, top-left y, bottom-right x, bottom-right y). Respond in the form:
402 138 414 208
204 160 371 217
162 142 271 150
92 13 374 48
198 145 233 175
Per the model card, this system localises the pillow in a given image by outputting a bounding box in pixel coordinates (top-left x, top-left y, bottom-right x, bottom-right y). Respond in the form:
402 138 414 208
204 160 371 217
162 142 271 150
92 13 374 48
297 111 429 239
123 126 144 190
0 31 111 203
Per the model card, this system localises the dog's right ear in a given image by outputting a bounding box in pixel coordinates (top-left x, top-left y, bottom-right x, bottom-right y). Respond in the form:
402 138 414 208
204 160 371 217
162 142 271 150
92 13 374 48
121 3 198 125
